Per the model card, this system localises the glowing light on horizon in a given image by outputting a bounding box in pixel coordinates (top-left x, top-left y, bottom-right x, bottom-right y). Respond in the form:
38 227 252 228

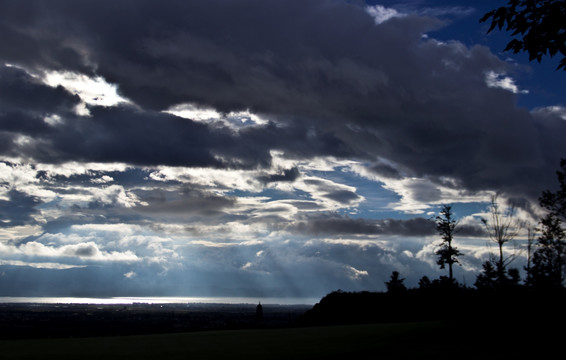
0 296 319 305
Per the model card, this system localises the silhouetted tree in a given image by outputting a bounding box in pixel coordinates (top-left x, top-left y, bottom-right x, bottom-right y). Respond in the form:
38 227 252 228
530 213 566 289
435 205 462 282
480 0 566 70
524 225 537 286
385 271 407 294
481 194 521 284
539 159 566 218
418 276 432 290
475 261 499 291
507 268 521 286
530 159 566 289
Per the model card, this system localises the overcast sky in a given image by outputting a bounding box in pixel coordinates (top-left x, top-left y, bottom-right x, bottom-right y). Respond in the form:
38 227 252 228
0 0 565 298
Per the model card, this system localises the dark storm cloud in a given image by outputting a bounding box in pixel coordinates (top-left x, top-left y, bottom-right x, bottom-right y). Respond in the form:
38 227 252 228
302 179 362 205
0 190 41 227
0 66 79 154
289 213 437 237
291 215 380 235
66 243 98 257
0 6 94 75
0 64 354 168
376 218 436 236
324 189 361 204
289 213 486 238
52 106 225 167
368 160 403 179
0 66 80 116
219 121 354 168
136 188 236 217
0 0 565 199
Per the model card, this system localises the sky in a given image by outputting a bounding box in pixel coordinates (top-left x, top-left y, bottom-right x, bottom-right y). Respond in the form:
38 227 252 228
0 0 565 298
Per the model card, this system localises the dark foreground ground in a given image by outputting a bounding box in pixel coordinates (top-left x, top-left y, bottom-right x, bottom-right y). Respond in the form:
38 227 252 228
0 322 447 360
1 319 559 360
1 291 564 359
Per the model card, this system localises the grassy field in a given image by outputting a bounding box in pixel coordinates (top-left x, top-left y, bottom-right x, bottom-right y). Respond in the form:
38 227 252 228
0 322 444 360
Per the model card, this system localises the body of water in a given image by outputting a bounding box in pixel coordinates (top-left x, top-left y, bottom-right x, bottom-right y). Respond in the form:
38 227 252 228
0 296 319 305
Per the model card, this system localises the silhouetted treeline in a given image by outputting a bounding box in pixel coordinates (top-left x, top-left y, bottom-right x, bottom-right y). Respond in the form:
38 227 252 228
301 160 566 333
298 284 565 359
299 283 566 329
433 159 566 292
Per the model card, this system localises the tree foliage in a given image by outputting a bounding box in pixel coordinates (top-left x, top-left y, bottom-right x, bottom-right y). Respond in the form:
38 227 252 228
475 261 499 291
434 205 462 281
385 271 407 294
530 212 566 288
529 159 566 289
539 159 566 218
480 0 566 70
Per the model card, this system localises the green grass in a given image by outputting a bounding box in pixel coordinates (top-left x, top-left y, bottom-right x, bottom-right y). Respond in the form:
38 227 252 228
0 322 443 360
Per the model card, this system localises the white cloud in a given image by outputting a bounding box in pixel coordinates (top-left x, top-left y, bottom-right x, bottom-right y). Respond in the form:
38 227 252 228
249 200 298 220
417 6 475 18
36 162 130 178
485 71 528 94
189 240 239 248
18 240 139 262
366 5 403 24
148 166 262 193
90 175 114 184
403 250 414 258
38 184 145 210
532 105 566 121
42 70 130 114
226 109 269 126
0 162 39 198
0 259 86 269
91 184 143 208
165 103 221 122
345 265 369 280
164 103 268 129
350 163 493 214
44 114 64 126
0 225 43 241
124 271 137 278
279 175 364 210
71 223 143 234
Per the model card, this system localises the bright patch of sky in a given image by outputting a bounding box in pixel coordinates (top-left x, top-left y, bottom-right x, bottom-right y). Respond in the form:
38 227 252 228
365 5 404 24
43 71 130 115
485 71 529 94
165 103 269 129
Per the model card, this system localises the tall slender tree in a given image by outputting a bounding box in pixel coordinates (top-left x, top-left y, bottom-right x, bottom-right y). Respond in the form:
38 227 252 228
524 225 537 286
481 194 521 283
435 205 462 282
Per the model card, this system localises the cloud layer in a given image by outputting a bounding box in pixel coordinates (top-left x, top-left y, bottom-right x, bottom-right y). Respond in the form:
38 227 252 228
0 0 562 296
1 1 563 193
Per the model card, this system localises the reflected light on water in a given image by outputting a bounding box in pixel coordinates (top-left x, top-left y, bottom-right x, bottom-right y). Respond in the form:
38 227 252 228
0 296 319 305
